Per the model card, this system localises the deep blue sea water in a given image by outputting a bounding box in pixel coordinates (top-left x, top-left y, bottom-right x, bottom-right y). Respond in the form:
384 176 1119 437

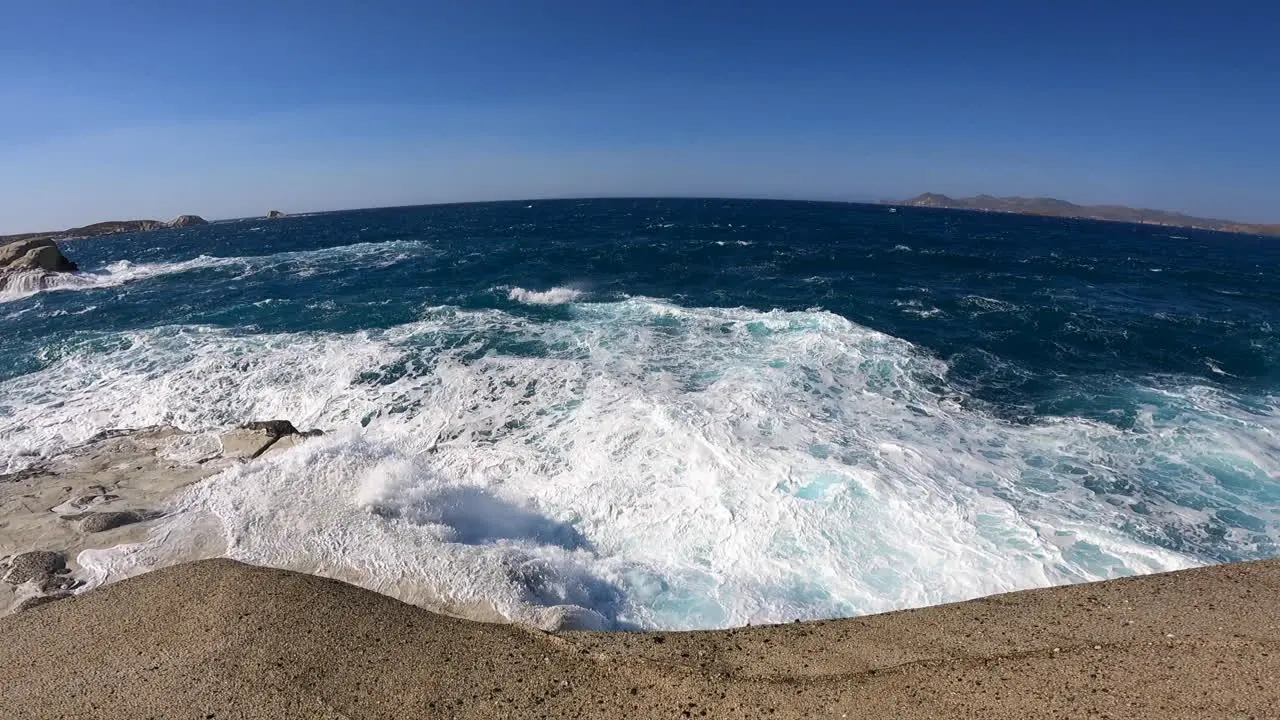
2 198 1278 629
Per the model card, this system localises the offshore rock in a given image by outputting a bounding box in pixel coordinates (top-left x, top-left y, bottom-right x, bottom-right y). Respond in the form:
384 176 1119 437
0 237 78 293
0 237 77 273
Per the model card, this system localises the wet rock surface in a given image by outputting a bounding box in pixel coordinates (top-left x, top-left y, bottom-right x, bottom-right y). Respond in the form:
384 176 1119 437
2 551 67 585
78 510 160 534
15 591 71 612
0 421 325 615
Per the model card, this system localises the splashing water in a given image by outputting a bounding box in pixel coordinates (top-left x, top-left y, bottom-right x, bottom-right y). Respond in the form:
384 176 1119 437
4 199 1279 629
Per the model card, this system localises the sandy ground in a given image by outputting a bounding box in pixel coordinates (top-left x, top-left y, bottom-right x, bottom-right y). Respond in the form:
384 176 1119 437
1 557 1276 719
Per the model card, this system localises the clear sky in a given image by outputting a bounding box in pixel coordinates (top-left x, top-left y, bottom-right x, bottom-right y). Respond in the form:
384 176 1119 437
2 1 1277 232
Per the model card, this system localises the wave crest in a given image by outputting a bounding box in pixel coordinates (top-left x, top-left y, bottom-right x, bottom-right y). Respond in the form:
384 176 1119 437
9 299 1262 630
507 286 584 305
0 256 239 303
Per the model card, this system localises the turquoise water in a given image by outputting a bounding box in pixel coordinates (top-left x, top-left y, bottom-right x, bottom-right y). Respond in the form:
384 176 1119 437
2 198 1278 629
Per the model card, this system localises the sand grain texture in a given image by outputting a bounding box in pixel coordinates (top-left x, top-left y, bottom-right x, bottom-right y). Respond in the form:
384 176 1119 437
1 558 1278 718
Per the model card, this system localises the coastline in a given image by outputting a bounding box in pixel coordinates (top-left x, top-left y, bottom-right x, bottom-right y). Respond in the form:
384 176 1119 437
2 557 1276 718
0 423 320 614
894 193 1280 237
5 424 1274 718
3 199 1278 717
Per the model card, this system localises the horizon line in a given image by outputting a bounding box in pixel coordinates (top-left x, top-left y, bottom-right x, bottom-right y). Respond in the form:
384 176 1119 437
4 193 1276 238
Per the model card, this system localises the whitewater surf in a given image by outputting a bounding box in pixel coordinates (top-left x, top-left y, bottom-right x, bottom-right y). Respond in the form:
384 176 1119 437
2 199 1277 630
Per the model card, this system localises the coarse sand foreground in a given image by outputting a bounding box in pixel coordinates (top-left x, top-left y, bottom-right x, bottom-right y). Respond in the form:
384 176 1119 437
1 558 1277 719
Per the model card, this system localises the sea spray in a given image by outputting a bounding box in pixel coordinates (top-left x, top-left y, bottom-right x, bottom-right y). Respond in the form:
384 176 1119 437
4 199 1278 629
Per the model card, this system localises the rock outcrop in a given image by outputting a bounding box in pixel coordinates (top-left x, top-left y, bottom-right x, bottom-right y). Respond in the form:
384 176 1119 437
0 237 77 273
267 210 287 219
221 420 324 460
77 510 160 534
0 421 325 615
168 215 209 228
2 551 67 585
0 237 78 292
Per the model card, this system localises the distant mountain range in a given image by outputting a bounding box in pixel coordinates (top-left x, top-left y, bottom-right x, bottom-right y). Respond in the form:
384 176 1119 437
895 194 1280 238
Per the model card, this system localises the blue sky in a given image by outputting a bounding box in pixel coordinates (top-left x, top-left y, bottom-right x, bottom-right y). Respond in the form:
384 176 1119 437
2 1 1277 231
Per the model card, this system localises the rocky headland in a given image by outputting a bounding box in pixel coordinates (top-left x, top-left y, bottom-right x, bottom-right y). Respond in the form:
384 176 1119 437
0 214 209 245
896 193 1280 237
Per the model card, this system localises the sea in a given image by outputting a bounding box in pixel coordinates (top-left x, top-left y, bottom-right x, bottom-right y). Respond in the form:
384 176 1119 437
2 198 1277 630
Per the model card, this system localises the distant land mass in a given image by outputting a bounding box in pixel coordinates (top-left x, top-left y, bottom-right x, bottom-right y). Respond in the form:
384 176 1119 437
895 193 1280 237
0 215 208 244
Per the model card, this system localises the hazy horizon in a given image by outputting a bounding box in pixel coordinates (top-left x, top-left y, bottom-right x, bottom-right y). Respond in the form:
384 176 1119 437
10 190 1279 238
3 1 1277 233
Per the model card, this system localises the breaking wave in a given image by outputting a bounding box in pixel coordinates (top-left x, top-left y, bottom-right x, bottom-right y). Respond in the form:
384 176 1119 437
5 199 1279 632
0 257 238 303
7 298 1276 629
0 239 433 304
507 286 584 305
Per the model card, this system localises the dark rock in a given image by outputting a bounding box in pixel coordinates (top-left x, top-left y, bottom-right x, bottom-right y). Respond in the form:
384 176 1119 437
38 573 81 593
61 220 163 238
301 429 326 438
239 420 300 439
0 466 49 483
80 427 176 449
16 592 72 612
68 492 119 509
3 551 66 584
78 510 159 533
84 428 137 443
169 215 209 228
267 210 287 219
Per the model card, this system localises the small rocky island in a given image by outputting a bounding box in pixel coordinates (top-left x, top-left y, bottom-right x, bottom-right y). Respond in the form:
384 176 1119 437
266 209 287 219
169 215 209 228
0 214 210 245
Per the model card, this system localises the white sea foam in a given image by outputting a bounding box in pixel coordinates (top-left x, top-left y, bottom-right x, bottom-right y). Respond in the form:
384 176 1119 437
7 300 1278 629
47 305 99 317
0 239 433 304
507 286 584 305
0 256 250 304
961 295 1019 313
894 299 944 318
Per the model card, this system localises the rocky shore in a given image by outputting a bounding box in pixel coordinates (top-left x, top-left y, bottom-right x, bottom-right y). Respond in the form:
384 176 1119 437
0 557 1275 718
0 421 321 614
1 411 1276 718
